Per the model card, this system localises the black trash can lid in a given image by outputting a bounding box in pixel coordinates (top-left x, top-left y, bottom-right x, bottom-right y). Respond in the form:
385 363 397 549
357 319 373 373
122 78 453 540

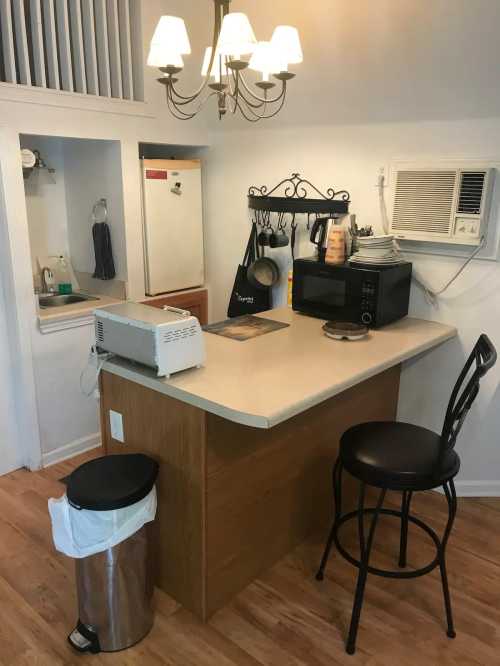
66 454 159 511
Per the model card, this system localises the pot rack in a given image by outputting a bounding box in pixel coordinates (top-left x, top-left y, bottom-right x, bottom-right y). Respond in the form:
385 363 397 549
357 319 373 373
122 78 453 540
248 172 351 216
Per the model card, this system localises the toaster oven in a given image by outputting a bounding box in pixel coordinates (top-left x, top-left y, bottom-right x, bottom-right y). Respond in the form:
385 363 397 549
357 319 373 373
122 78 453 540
95 302 205 378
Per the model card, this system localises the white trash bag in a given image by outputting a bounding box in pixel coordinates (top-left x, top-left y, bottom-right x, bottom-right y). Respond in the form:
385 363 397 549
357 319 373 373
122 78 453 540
48 487 157 559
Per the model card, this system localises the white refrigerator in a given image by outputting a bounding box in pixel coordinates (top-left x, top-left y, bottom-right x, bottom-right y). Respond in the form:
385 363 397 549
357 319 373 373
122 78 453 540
141 158 205 296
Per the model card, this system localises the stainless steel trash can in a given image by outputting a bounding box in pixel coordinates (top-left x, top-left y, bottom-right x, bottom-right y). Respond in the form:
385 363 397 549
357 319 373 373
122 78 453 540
65 454 159 654
70 525 154 653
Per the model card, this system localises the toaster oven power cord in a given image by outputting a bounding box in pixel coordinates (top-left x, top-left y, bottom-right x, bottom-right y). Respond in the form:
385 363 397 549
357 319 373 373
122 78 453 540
377 174 485 305
80 347 114 399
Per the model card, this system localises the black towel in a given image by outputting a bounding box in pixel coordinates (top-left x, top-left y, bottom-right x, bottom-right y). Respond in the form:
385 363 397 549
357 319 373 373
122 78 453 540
92 222 116 280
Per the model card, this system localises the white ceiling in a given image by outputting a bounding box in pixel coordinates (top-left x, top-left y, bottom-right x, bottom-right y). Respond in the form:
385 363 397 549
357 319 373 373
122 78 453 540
184 0 500 128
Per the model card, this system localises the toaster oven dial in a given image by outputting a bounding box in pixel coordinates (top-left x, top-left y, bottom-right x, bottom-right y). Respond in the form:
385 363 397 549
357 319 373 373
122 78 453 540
361 312 373 325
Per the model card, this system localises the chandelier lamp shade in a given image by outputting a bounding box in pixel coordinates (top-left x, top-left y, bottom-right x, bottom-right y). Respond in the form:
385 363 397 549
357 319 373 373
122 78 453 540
147 0 303 121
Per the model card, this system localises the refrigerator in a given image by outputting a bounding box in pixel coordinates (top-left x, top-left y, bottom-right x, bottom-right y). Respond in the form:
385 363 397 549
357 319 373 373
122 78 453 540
141 159 204 296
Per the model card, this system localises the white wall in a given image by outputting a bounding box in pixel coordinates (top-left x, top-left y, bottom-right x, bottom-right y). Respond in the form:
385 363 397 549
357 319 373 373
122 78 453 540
20 136 70 279
64 139 126 281
31 322 99 460
0 245 22 474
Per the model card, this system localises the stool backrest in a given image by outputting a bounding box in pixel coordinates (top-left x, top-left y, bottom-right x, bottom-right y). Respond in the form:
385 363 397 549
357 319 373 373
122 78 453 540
441 334 497 454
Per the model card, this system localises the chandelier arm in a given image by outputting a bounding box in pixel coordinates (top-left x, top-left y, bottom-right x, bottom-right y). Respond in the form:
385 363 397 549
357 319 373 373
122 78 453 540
233 97 263 123
168 79 212 106
234 85 269 119
226 69 266 112
166 83 220 118
225 64 286 110
236 82 286 110
237 70 288 105
165 85 200 120
237 83 288 120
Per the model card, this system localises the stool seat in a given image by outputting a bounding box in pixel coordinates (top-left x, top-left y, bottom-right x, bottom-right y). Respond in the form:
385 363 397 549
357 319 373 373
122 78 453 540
340 421 460 491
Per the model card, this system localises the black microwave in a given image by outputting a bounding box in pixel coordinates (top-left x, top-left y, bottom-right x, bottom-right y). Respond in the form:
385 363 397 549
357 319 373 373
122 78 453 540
292 258 412 327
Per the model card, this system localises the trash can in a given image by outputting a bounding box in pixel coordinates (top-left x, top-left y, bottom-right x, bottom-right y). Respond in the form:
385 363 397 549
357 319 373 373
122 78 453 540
48 454 159 654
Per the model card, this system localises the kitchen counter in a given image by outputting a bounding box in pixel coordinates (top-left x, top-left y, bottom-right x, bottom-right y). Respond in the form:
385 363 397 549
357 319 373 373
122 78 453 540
103 308 456 428
99 308 457 622
37 294 123 333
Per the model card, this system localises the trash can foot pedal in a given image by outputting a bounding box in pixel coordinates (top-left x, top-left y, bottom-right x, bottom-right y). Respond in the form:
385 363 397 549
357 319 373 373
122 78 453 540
68 621 101 654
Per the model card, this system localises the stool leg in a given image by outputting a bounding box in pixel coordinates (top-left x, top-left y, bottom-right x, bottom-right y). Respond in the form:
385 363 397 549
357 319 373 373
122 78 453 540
346 485 387 655
316 458 343 581
440 479 457 639
398 491 412 568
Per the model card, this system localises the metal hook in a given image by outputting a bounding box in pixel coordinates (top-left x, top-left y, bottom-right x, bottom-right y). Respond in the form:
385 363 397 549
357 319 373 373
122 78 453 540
92 198 108 224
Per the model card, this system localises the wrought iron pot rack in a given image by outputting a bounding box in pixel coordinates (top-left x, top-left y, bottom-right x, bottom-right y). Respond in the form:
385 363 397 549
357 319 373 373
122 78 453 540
248 173 351 216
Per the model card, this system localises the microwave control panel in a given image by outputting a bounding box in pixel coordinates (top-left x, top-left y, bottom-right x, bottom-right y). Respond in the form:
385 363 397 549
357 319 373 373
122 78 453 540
361 281 377 324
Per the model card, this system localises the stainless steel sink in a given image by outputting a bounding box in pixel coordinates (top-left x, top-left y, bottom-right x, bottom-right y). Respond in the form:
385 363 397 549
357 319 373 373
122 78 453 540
38 293 100 309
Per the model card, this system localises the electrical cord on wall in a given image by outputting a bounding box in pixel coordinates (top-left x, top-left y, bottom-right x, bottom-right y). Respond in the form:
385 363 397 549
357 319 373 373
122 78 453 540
377 173 485 305
80 347 114 399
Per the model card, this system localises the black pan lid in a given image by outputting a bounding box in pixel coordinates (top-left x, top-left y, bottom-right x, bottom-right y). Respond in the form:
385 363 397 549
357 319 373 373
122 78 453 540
66 454 159 511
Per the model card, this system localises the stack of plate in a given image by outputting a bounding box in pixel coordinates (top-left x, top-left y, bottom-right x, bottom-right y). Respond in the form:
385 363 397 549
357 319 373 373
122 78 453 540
349 235 403 266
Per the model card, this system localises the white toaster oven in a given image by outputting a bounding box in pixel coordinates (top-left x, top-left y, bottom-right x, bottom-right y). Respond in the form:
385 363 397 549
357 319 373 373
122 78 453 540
95 302 205 378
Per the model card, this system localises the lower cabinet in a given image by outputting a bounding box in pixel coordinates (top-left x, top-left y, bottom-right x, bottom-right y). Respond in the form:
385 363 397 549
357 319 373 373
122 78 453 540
142 288 208 326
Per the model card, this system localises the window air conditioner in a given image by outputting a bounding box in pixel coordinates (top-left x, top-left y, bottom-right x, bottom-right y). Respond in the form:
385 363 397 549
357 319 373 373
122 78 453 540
390 167 495 245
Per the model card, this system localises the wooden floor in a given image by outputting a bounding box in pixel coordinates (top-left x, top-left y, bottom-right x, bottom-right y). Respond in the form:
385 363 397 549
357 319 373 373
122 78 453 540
1 449 499 665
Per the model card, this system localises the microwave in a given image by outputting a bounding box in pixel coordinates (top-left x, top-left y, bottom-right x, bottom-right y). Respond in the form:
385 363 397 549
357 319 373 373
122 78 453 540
292 258 412 327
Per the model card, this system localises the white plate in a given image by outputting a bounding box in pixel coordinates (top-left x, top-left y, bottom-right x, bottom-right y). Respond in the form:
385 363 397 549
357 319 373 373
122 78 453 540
356 235 394 244
354 248 396 258
324 331 367 341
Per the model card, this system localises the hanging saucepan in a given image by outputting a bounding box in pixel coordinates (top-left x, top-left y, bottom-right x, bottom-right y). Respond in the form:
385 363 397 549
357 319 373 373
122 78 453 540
247 225 280 290
247 256 280 290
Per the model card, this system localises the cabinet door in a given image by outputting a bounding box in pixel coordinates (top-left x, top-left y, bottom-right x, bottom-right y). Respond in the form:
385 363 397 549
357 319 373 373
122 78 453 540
143 290 208 326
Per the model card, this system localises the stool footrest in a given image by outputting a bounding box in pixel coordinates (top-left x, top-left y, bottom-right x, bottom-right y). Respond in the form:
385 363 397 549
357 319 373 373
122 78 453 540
333 508 441 579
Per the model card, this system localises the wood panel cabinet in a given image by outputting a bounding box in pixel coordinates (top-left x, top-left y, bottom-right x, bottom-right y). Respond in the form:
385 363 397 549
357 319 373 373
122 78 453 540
100 364 400 621
142 289 208 326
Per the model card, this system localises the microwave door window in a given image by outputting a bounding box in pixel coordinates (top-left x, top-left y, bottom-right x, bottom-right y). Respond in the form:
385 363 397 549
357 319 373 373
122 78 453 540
302 276 346 307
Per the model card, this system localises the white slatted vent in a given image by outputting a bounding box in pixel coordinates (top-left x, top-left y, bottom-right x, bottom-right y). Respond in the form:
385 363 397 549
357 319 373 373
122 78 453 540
393 170 457 235
0 0 143 101
457 172 485 215
391 166 494 246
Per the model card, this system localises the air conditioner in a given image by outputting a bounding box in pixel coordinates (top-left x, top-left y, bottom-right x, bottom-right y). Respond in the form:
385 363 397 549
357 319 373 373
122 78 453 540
390 166 495 245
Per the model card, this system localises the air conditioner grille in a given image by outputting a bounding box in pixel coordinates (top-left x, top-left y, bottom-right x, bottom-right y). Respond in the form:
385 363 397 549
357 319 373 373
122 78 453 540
457 172 485 215
392 170 456 235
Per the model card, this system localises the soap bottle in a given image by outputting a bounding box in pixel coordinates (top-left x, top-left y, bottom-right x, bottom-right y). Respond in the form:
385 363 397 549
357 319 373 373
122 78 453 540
57 256 73 295
325 220 346 265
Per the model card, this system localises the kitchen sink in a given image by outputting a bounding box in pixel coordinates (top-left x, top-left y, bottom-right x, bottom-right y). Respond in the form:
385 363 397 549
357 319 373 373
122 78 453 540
38 293 100 309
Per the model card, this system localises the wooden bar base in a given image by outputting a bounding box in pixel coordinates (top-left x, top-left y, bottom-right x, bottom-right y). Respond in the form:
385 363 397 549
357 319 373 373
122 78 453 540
100 364 401 621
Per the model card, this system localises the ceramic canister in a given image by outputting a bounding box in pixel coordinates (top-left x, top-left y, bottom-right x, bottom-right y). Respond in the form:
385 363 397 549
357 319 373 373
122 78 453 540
325 223 346 265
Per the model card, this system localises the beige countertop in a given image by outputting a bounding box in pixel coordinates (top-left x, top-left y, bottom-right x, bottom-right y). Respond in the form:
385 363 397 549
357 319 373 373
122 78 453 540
103 308 457 429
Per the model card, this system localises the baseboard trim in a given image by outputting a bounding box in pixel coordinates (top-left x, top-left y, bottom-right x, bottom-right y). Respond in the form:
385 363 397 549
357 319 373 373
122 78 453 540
42 433 101 468
436 481 500 498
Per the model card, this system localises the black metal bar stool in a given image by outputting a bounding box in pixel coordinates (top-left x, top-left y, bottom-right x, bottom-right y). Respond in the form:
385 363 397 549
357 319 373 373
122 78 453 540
316 334 497 655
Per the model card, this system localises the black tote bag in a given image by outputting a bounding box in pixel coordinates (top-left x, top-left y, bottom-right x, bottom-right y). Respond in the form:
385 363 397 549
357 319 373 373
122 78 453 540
227 224 271 318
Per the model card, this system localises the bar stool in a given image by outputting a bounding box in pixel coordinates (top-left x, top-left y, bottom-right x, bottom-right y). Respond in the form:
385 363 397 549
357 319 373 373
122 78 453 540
316 334 497 655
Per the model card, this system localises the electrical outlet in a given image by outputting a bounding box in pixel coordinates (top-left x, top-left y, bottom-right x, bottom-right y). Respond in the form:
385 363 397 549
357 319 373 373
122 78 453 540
109 410 124 443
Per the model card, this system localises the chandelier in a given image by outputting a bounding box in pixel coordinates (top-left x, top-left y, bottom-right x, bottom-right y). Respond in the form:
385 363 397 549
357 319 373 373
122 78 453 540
147 0 303 122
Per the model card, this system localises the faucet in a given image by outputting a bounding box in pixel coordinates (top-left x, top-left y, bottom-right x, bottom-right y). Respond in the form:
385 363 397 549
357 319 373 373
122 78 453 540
40 267 56 294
